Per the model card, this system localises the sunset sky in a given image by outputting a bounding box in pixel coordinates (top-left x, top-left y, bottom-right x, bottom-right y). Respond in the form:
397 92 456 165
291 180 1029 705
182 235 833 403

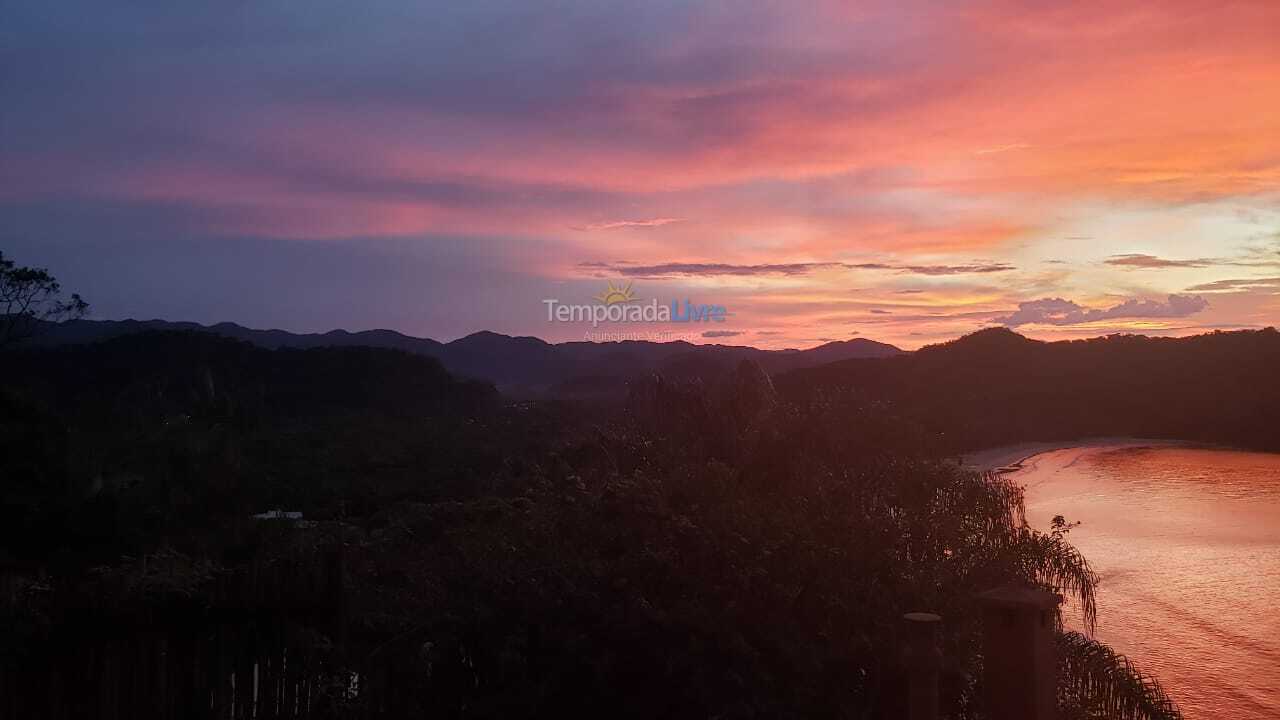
3 1 1278 349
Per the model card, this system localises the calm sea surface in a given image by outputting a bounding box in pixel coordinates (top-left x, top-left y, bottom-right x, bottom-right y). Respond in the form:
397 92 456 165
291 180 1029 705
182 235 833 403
1013 445 1280 719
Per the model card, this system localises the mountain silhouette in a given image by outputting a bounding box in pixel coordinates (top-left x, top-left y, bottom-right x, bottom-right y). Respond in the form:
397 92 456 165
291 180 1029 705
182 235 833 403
778 326 1280 453
20 319 902 392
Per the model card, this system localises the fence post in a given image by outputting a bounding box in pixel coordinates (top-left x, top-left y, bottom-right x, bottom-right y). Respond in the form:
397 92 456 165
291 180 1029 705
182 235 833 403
902 612 942 720
977 585 1061 720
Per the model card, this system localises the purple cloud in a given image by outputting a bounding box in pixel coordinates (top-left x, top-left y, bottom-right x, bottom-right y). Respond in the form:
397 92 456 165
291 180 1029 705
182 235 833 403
1106 254 1215 269
996 294 1209 327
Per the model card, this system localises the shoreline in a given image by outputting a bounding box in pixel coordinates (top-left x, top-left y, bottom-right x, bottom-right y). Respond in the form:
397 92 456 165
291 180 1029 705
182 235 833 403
959 437 1190 473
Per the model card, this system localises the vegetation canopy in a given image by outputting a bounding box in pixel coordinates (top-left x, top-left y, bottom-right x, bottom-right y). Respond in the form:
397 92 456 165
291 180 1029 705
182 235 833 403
0 331 1183 719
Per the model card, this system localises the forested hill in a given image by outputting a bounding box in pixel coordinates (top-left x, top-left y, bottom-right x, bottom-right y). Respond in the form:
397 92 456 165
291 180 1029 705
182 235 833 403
0 331 499 566
2 330 497 422
775 327 1280 453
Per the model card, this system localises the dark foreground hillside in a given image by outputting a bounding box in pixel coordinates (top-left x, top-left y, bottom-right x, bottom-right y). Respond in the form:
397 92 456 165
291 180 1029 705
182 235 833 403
1 332 1182 719
778 327 1280 454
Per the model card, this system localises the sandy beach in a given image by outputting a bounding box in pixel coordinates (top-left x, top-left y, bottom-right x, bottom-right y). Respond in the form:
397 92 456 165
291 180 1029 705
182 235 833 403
959 437 1189 472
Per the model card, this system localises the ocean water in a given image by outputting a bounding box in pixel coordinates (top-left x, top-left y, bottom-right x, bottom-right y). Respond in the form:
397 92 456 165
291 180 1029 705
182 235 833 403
1013 445 1280 719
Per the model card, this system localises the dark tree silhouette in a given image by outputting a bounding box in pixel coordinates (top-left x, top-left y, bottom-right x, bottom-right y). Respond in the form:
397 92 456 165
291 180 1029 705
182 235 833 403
0 250 88 347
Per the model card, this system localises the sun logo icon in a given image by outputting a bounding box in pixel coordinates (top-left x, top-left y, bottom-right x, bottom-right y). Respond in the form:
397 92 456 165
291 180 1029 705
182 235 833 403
595 280 637 305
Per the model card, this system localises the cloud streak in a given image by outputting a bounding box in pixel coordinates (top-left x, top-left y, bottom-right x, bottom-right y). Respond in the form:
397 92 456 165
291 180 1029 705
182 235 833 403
581 261 1016 278
574 218 683 231
1106 254 1216 269
1185 277 1280 293
974 143 1031 156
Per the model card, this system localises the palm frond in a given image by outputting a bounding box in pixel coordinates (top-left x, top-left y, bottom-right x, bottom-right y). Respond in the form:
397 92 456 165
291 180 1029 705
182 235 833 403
1057 631 1182 720
1015 529 1098 632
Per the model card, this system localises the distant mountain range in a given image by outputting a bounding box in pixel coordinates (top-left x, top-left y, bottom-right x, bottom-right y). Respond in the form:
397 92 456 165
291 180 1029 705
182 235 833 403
18 319 903 393
14 319 1280 452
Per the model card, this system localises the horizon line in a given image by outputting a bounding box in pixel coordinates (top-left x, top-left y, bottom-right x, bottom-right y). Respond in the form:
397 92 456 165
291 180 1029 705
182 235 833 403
44 316 1280 354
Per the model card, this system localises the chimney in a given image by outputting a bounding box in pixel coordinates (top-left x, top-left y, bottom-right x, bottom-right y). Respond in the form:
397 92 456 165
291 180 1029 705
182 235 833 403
977 585 1061 720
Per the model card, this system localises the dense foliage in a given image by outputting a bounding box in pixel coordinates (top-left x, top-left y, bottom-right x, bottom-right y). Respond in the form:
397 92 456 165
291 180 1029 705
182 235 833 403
1 332 1183 718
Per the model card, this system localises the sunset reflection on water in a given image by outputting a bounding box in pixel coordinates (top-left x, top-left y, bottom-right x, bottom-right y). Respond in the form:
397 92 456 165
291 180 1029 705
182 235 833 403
1017 446 1280 719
